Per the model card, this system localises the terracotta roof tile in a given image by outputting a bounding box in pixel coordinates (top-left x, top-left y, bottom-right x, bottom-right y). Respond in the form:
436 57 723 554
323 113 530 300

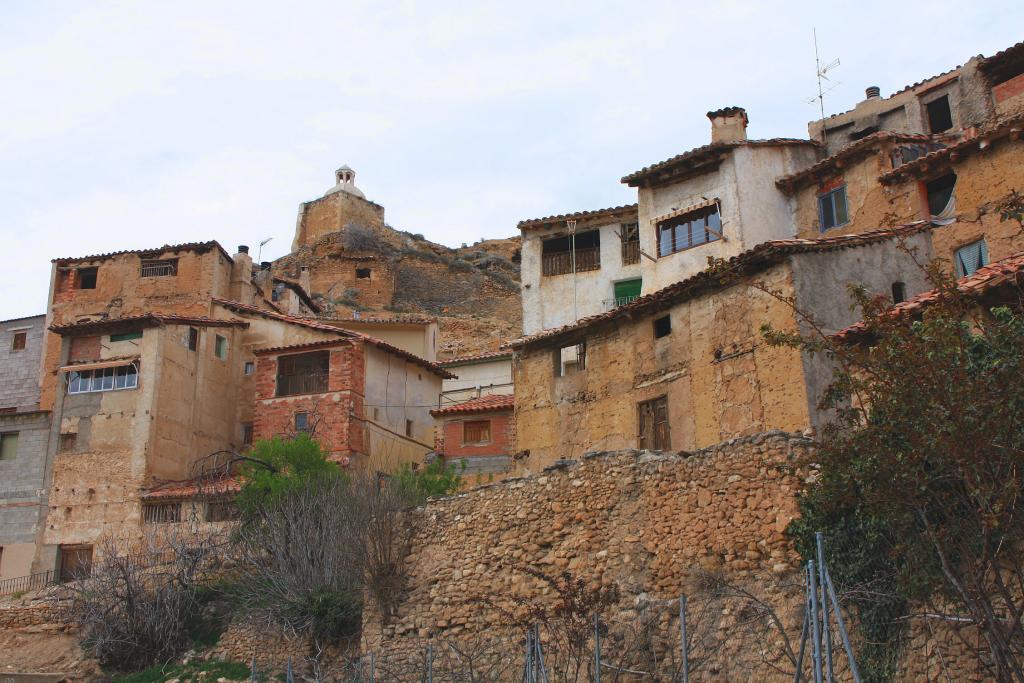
213 298 455 378
517 204 638 231
776 132 934 192
834 250 1024 341
439 349 513 365
49 314 249 335
879 112 1024 184
143 475 242 500
508 223 932 349
430 394 515 417
622 138 820 187
53 241 233 265
272 277 321 314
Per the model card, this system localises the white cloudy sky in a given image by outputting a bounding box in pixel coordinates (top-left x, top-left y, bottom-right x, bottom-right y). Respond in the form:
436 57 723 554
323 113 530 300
1 1 1020 319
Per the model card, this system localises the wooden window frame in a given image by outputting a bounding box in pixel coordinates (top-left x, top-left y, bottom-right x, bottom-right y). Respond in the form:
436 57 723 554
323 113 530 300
0 432 19 461
656 206 722 257
818 186 850 232
11 331 27 351
462 419 492 445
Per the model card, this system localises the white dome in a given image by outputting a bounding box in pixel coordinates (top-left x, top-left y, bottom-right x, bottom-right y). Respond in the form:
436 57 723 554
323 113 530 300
324 165 365 199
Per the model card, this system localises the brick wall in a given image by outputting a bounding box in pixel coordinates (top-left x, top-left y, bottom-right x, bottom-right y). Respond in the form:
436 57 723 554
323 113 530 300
253 344 366 459
435 409 513 458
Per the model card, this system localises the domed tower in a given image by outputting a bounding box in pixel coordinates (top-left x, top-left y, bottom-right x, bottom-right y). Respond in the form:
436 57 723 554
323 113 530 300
292 165 386 251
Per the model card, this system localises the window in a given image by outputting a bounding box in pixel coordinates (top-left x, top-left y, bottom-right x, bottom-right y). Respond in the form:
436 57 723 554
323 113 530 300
0 432 19 460
541 230 601 276
612 279 642 308
59 544 93 582
206 501 239 522
620 223 640 265
67 364 138 394
954 240 989 278
143 502 181 524
277 351 330 396
110 331 143 342
295 412 310 432
140 259 178 277
554 343 586 377
76 267 98 290
271 283 284 302
244 361 255 375
11 331 26 351
242 422 253 446
653 315 672 338
657 206 721 257
356 268 371 279
59 433 77 453
818 186 850 231
926 95 953 133
405 419 414 437
638 396 670 451
188 327 199 351
891 282 907 304
463 420 491 444
215 335 228 359
926 173 957 216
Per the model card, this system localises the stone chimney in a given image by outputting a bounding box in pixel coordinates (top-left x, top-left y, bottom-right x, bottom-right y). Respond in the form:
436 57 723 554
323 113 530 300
707 107 748 143
865 86 881 100
230 245 256 305
299 266 311 297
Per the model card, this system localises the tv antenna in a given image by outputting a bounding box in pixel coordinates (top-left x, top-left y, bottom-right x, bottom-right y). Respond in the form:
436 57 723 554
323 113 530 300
808 28 840 143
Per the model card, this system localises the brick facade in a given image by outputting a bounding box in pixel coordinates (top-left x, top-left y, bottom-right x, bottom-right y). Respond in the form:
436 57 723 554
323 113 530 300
435 409 514 459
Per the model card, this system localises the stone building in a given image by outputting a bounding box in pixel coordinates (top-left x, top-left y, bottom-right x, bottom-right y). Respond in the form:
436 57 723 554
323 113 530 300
509 226 933 471
0 315 52 581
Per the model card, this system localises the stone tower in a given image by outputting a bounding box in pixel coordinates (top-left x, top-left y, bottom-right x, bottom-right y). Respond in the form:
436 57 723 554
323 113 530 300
291 165 386 251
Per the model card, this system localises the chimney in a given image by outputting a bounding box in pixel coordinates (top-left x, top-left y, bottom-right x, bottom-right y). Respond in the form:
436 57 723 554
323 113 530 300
707 107 748 143
865 86 881 100
299 266 311 295
260 261 272 270
231 246 256 305
237 244 250 254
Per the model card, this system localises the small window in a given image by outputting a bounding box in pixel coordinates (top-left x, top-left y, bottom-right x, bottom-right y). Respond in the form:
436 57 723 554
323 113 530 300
242 422 253 446
272 283 284 301
11 331 27 351
0 432 19 460
244 361 255 375
541 230 601 276
188 327 199 351
463 420 491 444
954 240 989 278
657 206 722 257
140 259 178 277
295 412 310 432
926 95 953 134
67 364 138 394
76 267 98 290
59 433 77 453
59 544 93 582
405 419 413 437
555 342 586 377
926 173 957 216
356 268 371 279
110 331 143 342
818 186 849 231
373 407 380 421
215 335 228 359
620 223 640 265
653 315 672 339
143 502 181 524
638 396 670 451
205 501 238 522
891 282 907 304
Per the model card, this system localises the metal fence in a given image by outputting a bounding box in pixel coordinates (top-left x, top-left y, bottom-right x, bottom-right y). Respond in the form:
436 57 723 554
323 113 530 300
0 569 55 596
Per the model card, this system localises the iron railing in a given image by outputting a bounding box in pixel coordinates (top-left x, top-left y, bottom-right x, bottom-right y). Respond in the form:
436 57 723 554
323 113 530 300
621 240 640 265
542 247 601 276
0 569 55 596
276 372 329 396
603 295 639 310
140 259 178 277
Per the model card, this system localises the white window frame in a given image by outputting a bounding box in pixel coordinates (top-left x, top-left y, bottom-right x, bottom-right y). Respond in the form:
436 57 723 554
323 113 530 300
67 363 139 394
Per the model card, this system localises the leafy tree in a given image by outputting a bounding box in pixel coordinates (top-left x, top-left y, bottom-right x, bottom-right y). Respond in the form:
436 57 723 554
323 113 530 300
767 261 1024 682
392 458 464 505
234 434 344 514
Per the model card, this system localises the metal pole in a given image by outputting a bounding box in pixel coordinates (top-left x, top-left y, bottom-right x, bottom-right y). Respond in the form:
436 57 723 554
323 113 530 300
816 533 835 682
426 643 433 683
524 628 534 683
808 561 823 683
793 596 810 683
679 595 689 683
594 612 601 683
250 656 257 683
824 566 862 683
369 651 375 683
286 657 294 683
536 623 549 683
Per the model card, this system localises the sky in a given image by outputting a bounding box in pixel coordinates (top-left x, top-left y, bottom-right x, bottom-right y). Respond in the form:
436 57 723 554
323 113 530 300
0 1 1020 320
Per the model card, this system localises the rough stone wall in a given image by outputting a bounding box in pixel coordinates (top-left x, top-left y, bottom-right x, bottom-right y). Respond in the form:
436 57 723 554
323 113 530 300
293 191 387 251
254 344 366 460
361 432 811 680
513 264 809 472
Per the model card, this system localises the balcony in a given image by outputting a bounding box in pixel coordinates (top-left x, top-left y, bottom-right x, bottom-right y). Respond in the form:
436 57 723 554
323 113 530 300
542 247 601 276
276 371 329 396
603 295 640 311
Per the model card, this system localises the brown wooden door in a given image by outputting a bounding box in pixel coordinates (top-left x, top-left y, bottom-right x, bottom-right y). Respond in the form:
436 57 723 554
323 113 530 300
638 396 670 451
59 545 93 582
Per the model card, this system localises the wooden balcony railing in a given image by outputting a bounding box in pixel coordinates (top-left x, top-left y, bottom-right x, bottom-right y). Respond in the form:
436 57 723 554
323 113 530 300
621 240 640 265
542 247 601 276
276 372 329 397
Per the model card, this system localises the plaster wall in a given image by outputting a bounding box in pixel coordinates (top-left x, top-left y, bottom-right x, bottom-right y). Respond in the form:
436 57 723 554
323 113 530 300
639 145 817 294
363 345 439 470
520 221 642 335
439 358 512 403
327 320 437 362
513 263 809 472
0 316 45 411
